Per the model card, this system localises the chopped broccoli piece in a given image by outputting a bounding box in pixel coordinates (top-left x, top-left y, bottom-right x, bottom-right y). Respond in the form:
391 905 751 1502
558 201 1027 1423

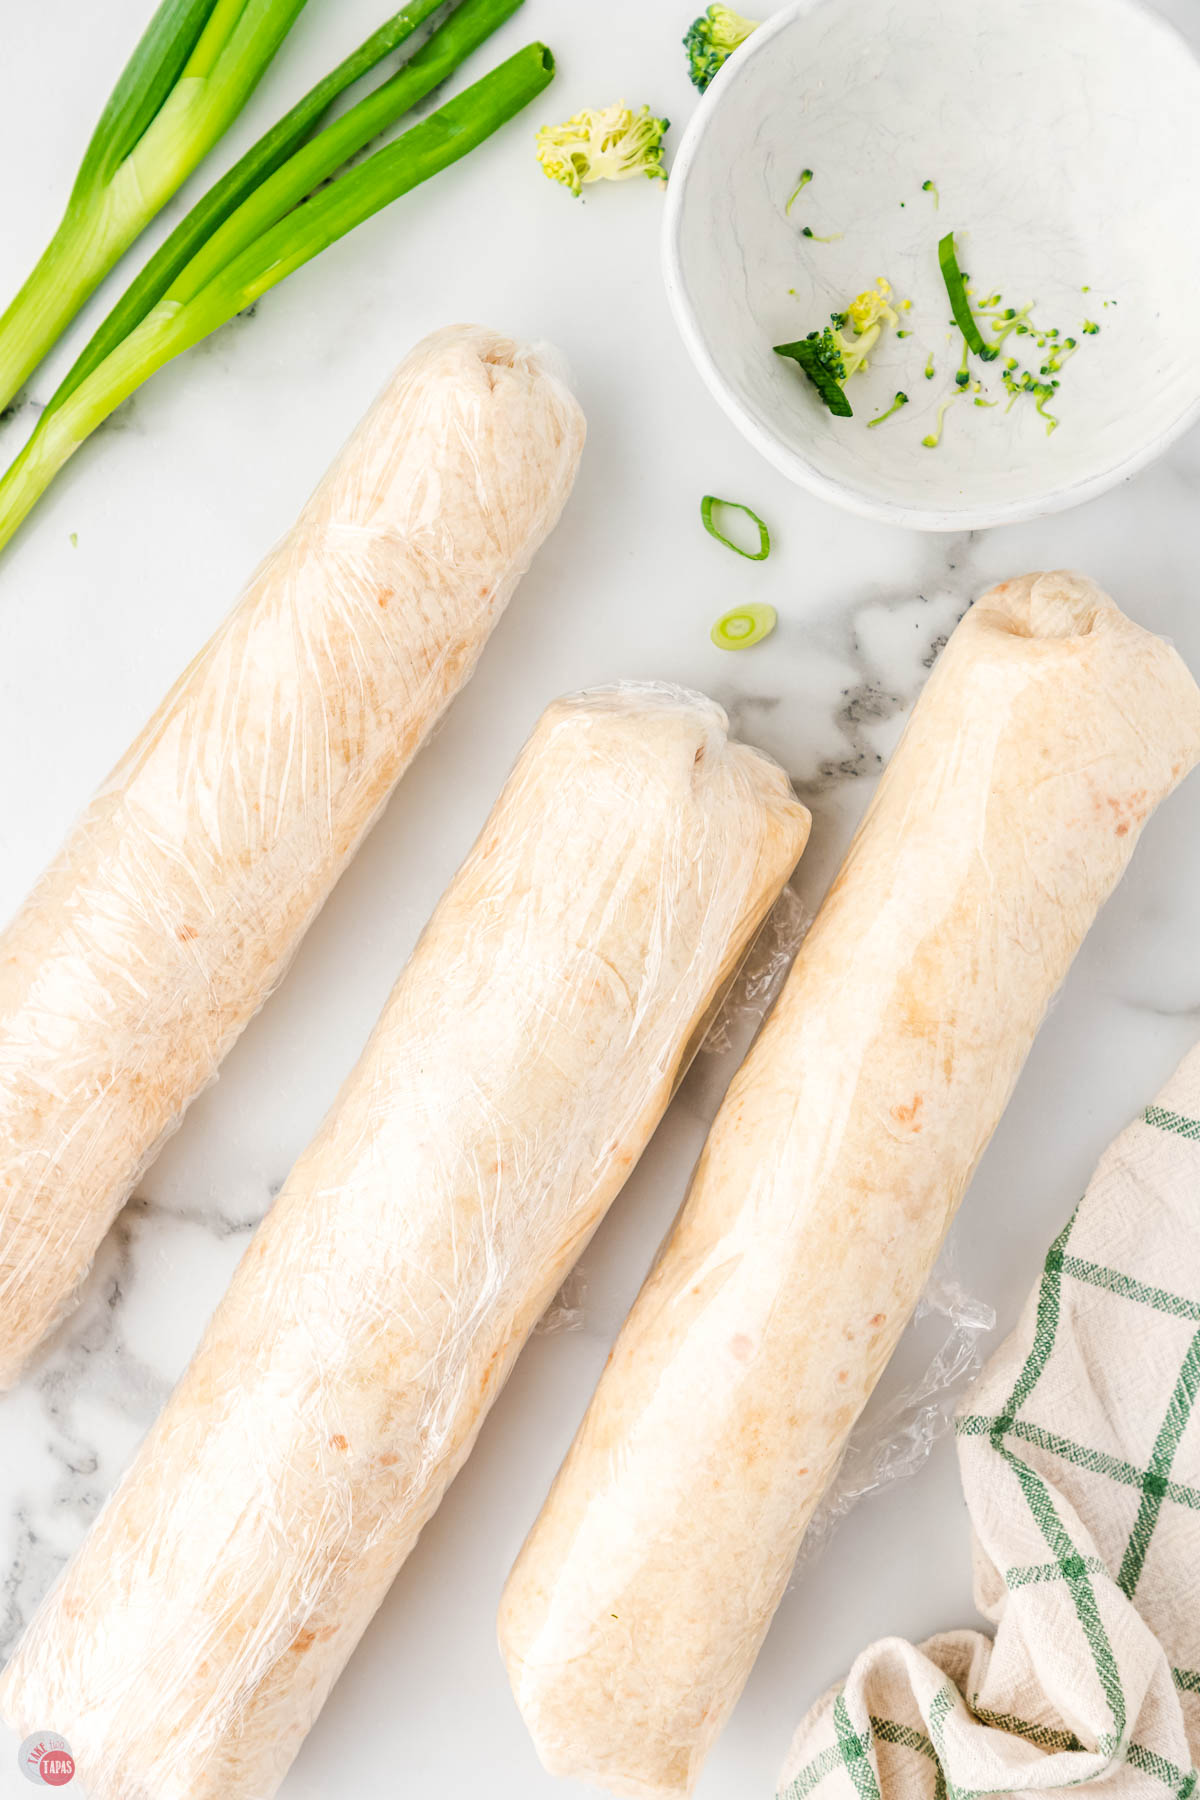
774 330 853 415
683 6 760 92
867 391 908 428
774 279 898 417
535 103 669 196
784 168 813 214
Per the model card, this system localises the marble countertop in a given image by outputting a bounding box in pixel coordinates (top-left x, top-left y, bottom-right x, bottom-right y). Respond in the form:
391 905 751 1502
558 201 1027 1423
1 1 1199 1795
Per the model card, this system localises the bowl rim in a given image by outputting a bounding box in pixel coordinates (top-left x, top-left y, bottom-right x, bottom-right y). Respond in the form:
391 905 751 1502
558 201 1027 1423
661 0 1200 533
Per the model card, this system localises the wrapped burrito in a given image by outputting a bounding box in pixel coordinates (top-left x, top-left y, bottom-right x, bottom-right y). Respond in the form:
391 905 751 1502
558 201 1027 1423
499 572 1200 1799
0 323 584 1387
0 684 810 1800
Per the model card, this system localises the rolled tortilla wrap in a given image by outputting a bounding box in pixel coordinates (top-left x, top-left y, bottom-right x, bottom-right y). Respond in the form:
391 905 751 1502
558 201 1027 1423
0 323 585 1388
499 572 1200 1799
0 683 810 1800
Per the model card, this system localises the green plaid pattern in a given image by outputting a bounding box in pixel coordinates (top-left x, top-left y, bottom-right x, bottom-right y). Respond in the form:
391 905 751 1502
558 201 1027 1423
777 1050 1200 1800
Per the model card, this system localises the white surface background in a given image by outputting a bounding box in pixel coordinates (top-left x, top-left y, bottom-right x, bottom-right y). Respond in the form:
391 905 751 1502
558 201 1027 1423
0 1 1198 1796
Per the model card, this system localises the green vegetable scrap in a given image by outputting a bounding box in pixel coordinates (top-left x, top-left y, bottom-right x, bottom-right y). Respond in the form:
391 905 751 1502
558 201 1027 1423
937 231 997 361
700 495 771 560
0 0 308 415
922 230 1102 442
773 279 899 418
711 602 777 650
922 387 969 448
1001 367 1061 433
801 226 842 243
0 3 554 553
922 178 939 208
784 168 813 215
683 7 760 92
867 391 908 428
924 352 935 380
536 102 668 195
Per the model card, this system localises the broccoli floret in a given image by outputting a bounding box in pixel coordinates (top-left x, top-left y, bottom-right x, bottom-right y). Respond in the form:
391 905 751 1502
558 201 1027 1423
774 280 898 417
683 7 760 92
535 104 669 197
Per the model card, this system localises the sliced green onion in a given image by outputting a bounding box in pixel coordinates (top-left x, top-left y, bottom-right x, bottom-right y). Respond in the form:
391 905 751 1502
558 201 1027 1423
0 0 307 415
44 0 449 418
711 603 777 650
937 230 997 362
773 339 852 416
867 390 908 428
0 32 554 554
700 494 770 561
784 167 812 214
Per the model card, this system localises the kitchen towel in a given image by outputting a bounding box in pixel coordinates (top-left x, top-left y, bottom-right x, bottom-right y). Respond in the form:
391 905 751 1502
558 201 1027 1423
778 1042 1200 1800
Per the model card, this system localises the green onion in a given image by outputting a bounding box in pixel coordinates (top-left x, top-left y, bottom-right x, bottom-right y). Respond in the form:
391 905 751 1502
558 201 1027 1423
700 494 770 561
0 22 553 554
773 339 852 416
711 603 776 650
937 230 997 362
44 0 450 417
0 0 308 415
784 167 812 214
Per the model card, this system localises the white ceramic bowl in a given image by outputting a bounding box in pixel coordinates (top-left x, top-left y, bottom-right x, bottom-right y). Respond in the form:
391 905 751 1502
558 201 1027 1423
663 0 1200 530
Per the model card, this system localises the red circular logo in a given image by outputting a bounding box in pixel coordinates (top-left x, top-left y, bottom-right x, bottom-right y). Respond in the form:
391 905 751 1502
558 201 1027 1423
16 1734 74 1788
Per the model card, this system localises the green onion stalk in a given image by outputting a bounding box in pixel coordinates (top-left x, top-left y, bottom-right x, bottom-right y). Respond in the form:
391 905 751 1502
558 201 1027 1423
0 0 309 414
0 18 552 554
47 0 451 413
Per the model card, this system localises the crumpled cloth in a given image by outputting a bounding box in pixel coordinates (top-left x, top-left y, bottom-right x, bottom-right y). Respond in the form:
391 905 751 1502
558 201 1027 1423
778 1044 1200 1800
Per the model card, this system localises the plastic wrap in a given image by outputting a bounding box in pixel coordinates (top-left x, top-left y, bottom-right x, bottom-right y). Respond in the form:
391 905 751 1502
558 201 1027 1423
0 323 585 1389
498 572 1200 1800
794 1245 995 1571
0 683 810 1800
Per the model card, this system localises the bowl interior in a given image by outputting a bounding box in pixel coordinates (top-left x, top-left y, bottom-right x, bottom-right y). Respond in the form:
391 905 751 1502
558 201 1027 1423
666 0 1200 527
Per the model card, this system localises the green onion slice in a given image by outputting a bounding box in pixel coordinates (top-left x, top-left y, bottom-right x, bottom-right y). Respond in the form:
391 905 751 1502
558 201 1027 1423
711 603 777 650
937 230 998 361
700 494 771 561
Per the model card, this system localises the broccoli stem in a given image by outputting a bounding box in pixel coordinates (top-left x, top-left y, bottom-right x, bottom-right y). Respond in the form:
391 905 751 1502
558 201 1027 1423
0 39 553 554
